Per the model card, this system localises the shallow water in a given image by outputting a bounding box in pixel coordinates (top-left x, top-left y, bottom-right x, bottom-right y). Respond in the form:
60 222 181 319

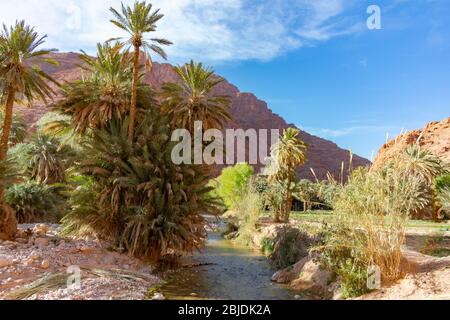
160 230 299 300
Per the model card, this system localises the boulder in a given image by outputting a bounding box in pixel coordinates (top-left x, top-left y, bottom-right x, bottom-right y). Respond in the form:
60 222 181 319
291 256 334 299
33 224 49 236
152 293 166 300
272 256 309 284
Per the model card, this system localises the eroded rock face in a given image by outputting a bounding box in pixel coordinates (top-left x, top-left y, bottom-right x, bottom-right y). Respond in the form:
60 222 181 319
20 53 371 180
372 117 450 169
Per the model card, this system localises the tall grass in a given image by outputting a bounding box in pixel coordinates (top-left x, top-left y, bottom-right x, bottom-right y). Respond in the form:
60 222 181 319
314 162 429 297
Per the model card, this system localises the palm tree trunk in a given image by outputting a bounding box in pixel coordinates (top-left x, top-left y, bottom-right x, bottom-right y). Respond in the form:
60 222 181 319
128 45 140 142
274 208 281 223
0 85 17 240
0 85 15 162
284 170 292 223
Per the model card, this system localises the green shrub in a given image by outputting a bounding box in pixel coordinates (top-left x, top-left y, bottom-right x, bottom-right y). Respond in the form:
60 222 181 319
214 163 254 210
5 182 67 223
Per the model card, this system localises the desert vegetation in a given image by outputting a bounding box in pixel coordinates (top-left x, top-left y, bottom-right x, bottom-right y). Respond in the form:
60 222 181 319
0 1 229 266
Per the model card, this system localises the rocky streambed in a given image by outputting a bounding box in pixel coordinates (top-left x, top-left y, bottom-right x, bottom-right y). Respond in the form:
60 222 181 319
0 224 160 300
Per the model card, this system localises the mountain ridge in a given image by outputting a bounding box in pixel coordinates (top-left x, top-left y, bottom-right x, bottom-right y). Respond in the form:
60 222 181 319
17 52 371 180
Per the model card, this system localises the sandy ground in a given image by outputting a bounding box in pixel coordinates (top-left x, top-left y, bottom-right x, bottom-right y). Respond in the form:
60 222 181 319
0 224 160 300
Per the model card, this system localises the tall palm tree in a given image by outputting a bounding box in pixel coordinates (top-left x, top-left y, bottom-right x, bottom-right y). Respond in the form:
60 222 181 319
54 42 154 134
109 1 172 141
0 21 58 161
160 60 232 133
0 21 58 239
269 128 307 222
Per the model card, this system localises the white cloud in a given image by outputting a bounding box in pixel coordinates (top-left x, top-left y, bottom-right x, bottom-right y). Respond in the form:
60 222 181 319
0 0 363 63
304 125 404 138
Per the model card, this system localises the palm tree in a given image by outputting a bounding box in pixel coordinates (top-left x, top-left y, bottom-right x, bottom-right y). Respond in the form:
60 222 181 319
398 144 447 220
54 42 155 134
160 60 232 133
0 111 27 146
0 21 58 161
269 128 307 222
109 1 172 141
0 21 58 239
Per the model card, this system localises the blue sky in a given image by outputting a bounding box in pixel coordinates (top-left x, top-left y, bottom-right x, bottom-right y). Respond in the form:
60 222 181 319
1 0 449 159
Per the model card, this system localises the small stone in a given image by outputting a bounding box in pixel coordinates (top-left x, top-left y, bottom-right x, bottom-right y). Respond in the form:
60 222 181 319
33 224 49 236
294 295 301 300
34 238 49 247
190 293 198 297
0 256 13 268
29 251 42 261
152 293 165 300
41 259 50 269
24 258 35 267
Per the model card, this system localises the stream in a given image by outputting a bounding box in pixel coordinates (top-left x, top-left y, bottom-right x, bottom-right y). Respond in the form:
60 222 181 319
160 218 299 300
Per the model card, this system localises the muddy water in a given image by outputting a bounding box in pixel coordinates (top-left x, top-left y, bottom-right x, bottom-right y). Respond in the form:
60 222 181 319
160 230 299 300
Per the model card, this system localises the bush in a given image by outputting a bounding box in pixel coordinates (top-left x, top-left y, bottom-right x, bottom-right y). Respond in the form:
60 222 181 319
269 226 314 269
235 186 264 244
214 163 254 210
5 182 67 223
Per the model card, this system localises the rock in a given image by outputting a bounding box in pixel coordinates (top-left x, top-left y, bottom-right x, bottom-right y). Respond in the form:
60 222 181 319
33 224 49 236
0 256 13 268
34 238 49 247
272 256 310 284
291 256 334 299
29 251 42 261
373 117 450 169
152 293 166 300
24 258 35 267
41 259 50 269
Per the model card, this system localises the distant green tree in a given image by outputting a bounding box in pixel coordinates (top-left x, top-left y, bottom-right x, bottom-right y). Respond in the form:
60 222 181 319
215 163 254 210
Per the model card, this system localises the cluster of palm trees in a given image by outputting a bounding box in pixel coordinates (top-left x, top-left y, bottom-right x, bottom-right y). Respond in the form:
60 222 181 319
0 1 232 262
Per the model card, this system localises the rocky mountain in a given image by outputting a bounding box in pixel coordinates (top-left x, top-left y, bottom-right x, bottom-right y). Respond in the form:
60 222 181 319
17 52 371 180
373 117 450 169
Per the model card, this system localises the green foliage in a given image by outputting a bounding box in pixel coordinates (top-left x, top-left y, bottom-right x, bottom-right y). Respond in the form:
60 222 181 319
214 163 254 210
109 1 172 59
0 20 58 103
54 42 155 134
435 174 450 192
436 175 450 219
5 182 67 223
161 60 231 132
261 237 274 256
0 111 27 146
62 109 219 263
